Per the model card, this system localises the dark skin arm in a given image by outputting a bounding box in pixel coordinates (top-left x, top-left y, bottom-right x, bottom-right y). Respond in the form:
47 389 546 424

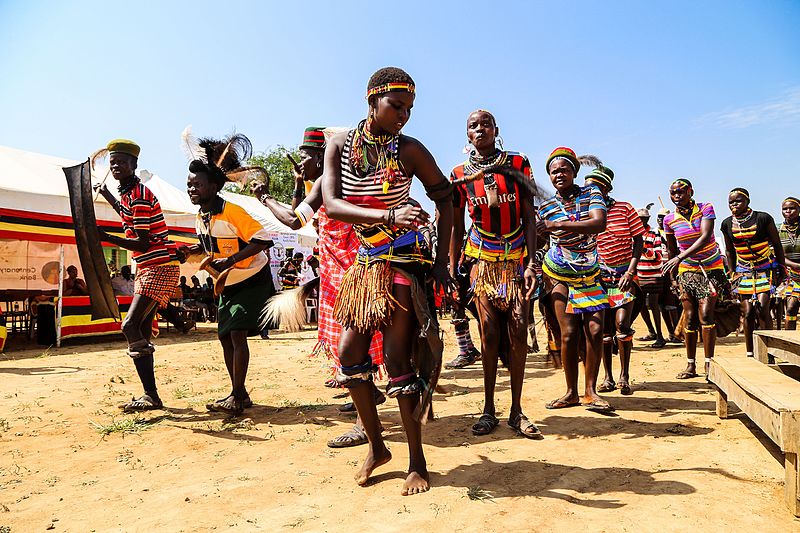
209 241 270 272
521 193 538 299
99 228 152 254
539 208 607 234
663 217 714 274
449 203 465 277
252 178 323 230
767 220 787 283
619 234 644 292
93 183 122 216
664 232 680 290
723 228 737 278
322 133 455 290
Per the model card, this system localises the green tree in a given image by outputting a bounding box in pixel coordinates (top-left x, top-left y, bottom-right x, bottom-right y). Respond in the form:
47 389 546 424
223 144 301 204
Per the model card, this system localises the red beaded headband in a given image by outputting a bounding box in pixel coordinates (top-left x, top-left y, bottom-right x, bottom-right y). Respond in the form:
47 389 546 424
366 83 415 99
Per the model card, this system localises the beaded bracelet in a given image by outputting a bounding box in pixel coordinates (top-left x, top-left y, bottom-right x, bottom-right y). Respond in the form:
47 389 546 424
259 193 273 203
387 207 396 227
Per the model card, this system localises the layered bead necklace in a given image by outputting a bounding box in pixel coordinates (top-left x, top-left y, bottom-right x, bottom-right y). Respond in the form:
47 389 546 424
349 118 404 194
783 220 800 248
733 207 754 228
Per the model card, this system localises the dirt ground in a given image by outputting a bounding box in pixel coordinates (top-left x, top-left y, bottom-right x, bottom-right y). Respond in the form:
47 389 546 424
1 316 798 532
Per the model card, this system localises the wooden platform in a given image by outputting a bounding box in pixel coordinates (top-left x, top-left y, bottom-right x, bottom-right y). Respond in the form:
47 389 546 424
755 330 800 367
709 352 800 516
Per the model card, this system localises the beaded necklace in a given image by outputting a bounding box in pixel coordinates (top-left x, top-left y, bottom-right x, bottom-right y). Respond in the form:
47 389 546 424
349 118 404 193
782 221 800 249
676 200 696 219
117 176 140 196
553 185 582 222
464 149 507 175
733 208 754 228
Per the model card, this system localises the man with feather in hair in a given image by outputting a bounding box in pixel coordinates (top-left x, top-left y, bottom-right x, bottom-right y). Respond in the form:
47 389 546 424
94 139 181 412
252 127 388 447
179 130 275 415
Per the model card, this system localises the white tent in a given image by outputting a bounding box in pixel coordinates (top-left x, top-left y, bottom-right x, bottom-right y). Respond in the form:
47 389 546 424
0 145 317 292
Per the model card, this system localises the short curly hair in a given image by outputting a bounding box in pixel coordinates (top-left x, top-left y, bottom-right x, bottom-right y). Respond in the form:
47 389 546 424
366 67 415 102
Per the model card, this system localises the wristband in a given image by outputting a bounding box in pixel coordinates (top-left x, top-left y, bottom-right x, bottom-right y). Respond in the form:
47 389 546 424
294 201 316 227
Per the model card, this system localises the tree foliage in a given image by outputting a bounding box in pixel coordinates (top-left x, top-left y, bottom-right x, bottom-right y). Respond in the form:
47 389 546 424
223 145 301 204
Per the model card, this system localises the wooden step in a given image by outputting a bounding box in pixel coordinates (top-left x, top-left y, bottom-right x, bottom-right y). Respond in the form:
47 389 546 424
755 330 800 366
709 356 800 516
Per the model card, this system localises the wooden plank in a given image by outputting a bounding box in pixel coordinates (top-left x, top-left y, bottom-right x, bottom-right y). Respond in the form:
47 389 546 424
782 411 800 454
755 334 770 364
786 452 800 517
710 363 785 447
716 385 728 419
711 357 800 412
754 330 800 366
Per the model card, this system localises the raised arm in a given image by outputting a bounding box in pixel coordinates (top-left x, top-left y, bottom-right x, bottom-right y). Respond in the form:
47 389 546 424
253 178 323 230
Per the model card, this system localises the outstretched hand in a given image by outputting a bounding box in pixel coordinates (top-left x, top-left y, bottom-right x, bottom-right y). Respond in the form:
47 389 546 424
430 262 458 299
662 255 681 275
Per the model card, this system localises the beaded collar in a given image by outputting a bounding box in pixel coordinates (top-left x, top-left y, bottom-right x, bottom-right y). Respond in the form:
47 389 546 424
117 176 140 196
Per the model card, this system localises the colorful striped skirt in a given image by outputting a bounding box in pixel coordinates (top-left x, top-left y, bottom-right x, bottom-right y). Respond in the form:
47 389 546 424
134 263 180 308
464 225 526 262
542 246 608 314
778 266 800 299
732 262 778 296
599 264 636 309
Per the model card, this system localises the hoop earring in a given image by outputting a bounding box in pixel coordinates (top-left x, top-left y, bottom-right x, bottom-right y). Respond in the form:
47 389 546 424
496 135 504 151
463 142 473 155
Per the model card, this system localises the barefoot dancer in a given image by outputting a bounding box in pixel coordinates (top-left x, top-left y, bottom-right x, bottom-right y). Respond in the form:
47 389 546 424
779 197 800 330
321 67 455 495
662 179 727 378
720 187 786 356
587 166 645 396
252 127 386 447
449 109 540 438
94 139 180 411
538 147 611 413
182 132 275 415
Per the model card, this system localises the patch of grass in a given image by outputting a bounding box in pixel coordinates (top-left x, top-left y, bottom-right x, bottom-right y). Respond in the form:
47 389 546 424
278 399 326 411
172 385 192 399
45 475 60 487
90 415 164 436
466 486 495 502
35 346 53 358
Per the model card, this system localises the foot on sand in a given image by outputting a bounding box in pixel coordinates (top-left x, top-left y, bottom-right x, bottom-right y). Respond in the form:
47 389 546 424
355 446 392 486
401 469 430 496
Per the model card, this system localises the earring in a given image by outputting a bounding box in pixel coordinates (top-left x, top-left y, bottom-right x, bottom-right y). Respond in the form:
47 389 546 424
463 142 473 154
496 135 504 150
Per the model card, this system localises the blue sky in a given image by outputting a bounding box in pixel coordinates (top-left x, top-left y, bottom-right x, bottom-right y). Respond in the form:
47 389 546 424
1 0 799 229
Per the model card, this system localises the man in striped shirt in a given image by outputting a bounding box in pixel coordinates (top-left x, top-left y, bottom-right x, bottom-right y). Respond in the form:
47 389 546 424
95 139 180 411
586 166 645 396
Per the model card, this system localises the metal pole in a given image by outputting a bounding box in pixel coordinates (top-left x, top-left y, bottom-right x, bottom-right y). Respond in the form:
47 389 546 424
56 244 64 348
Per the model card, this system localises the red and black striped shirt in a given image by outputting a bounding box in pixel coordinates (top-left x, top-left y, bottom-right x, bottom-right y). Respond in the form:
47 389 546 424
452 152 532 236
119 182 177 268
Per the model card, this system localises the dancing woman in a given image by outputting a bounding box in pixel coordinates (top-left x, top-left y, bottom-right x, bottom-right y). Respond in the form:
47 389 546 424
662 179 727 378
449 109 539 438
538 147 611 413
321 67 455 495
779 197 800 329
94 139 180 411
720 188 785 356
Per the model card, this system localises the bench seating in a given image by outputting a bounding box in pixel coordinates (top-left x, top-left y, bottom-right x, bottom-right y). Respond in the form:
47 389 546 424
708 355 800 516
755 330 800 367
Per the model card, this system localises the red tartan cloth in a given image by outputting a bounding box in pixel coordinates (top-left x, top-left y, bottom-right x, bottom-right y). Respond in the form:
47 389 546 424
315 206 383 368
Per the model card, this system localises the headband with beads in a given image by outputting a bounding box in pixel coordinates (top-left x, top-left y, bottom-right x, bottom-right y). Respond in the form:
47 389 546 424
672 178 692 190
366 83 416 99
784 197 800 207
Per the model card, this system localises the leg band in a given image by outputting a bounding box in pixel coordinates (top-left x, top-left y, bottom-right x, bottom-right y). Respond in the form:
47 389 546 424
687 358 695 362
603 336 614 344
685 329 696 334
386 373 422 398
452 318 476 354
746 351 754 357
335 360 375 388
127 340 154 359
788 316 797 321
704 357 712 363
701 324 716 329
615 334 634 343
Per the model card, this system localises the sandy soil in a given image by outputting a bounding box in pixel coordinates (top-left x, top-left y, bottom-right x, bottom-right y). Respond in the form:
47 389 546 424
1 317 798 532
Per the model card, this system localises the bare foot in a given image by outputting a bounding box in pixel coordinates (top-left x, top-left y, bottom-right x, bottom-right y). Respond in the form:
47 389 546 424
401 469 430 496
355 446 392 486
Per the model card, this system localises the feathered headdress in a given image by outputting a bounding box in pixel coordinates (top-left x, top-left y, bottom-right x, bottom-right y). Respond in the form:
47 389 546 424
181 125 268 188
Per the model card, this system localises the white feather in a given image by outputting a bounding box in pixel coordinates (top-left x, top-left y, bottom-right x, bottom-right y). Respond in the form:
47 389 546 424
181 125 207 163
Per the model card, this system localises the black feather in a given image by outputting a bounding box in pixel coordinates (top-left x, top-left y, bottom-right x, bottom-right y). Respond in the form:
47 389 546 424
578 154 602 169
483 165 550 202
